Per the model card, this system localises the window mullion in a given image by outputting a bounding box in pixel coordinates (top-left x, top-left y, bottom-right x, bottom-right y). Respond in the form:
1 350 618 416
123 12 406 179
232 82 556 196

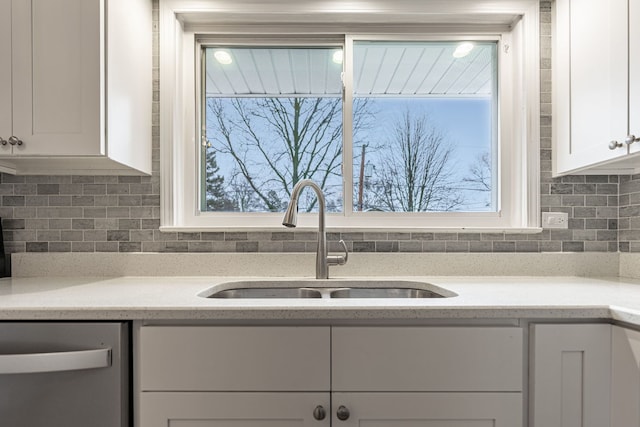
342 35 355 216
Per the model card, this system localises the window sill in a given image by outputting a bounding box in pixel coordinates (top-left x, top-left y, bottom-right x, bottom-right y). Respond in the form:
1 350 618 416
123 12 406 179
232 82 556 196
159 225 544 234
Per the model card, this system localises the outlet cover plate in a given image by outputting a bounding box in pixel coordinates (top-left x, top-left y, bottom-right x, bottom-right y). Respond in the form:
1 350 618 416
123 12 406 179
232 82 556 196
542 212 569 229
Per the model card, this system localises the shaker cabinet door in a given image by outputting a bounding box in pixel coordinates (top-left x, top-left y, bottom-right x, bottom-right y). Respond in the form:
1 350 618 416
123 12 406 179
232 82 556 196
139 326 330 392
531 324 611 427
10 0 102 156
553 0 629 175
332 326 523 392
0 0 12 153
630 0 640 156
612 326 640 427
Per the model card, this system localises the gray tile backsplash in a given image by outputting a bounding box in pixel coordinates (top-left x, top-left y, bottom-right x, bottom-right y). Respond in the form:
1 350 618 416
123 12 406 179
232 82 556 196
0 0 638 254
619 174 640 252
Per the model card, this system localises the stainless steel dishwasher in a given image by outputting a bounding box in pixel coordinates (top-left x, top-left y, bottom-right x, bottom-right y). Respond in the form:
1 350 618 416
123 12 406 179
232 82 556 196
0 322 129 427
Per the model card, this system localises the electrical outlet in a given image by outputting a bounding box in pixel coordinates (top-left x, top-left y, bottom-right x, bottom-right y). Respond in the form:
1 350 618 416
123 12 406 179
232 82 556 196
542 212 569 229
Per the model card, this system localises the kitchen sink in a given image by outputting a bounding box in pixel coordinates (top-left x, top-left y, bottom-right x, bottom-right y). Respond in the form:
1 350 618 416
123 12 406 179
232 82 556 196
210 287 322 299
328 287 443 298
200 280 457 299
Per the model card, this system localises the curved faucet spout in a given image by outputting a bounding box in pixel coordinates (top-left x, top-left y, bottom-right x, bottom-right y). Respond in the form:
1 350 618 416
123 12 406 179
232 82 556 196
281 179 346 279
282 180 325 230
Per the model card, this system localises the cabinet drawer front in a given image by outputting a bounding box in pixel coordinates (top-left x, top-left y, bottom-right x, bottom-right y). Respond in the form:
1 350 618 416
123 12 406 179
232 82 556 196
139 392 330 427
139 326 330 391
332 327 523 392
332 392 522 427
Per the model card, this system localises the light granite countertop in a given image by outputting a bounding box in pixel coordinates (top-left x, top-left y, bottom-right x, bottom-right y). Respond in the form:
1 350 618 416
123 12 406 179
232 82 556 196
2 252 639 325
1 275 640 325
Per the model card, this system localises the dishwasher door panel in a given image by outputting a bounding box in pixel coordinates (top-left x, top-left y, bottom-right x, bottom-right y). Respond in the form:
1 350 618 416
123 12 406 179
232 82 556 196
0 322 129 427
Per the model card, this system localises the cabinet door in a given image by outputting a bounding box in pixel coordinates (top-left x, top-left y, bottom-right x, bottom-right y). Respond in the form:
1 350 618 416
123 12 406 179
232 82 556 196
139 326 330 392
11 0 102 156
612 326 640 427
531 324 611 427
630 0 640 155
553 0 629 174
0 0 11 153
332 392 522 427
139 392 330 427
332 326 522 392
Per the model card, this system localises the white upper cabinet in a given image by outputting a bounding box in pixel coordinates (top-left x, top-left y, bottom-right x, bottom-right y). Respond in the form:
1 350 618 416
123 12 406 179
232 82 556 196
0 0 11 153
553 0 640 176
11 0 101 157
630 0 640 159
0 0 151 175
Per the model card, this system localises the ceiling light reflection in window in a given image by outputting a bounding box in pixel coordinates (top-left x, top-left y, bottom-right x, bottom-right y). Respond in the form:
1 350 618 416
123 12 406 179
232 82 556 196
214 50 233 65
332 49 343 64
453 42 474 58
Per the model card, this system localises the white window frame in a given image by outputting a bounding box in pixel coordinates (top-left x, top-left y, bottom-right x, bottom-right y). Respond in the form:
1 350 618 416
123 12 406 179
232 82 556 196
159 0 541 232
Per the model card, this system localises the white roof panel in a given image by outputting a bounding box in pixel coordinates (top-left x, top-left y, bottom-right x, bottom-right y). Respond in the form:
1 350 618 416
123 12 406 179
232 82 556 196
205 42 495 98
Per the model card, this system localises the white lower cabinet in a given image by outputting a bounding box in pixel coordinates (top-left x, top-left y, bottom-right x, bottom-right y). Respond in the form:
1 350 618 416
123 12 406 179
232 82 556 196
138 326 331 427
138 326 330 392
612 326 640 427
137 325 523 427
332 327 523 392
332 392 522 426
331 327 523 426
530 324 611 427
140 392 330 426
141 393 521 427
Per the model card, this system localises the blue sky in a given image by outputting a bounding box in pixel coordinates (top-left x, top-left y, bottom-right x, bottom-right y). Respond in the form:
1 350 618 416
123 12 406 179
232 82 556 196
362 97 492 168
355 97 494 210
206 96 494 212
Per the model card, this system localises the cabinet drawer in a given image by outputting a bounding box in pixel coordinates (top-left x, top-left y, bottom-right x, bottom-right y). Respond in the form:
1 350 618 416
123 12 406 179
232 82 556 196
332 326 523 391
139 392 330 427
333 392 522 426
139 326 330 391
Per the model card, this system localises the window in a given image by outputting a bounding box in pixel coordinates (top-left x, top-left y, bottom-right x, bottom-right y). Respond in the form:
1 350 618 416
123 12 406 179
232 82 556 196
202 40 498 215
349 40 498 214
160 1 540 231
201 44 344 213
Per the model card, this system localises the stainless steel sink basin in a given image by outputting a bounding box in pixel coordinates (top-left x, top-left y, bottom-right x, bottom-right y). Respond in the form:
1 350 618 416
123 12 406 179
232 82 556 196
209 287 322 299
199 280 457 299
329 287 444 298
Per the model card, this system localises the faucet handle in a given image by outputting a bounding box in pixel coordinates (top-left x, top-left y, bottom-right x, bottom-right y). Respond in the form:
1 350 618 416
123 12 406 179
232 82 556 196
327 239 349 266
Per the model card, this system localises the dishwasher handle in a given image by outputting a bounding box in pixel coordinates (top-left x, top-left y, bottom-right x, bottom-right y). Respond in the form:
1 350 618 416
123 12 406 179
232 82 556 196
0 348 112 374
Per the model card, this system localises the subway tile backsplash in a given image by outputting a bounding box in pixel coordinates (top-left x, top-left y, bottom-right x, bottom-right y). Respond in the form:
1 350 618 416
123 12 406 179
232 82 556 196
1 0 639 254
619 174 640 252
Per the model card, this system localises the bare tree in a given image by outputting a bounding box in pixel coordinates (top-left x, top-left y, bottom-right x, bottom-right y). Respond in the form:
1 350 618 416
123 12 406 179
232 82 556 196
206 97 371 212
463 152 491 192
207 97 339 212
365 110 463 212
462 152 492 208
225 171 261 213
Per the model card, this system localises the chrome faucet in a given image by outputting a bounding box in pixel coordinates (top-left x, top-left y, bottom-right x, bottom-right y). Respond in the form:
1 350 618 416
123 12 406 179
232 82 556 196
282 179 348 279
